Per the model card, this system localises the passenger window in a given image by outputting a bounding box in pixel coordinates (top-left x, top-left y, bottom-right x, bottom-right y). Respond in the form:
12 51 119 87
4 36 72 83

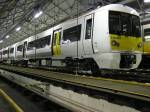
144 28 150 36
63 24 81 43
27 41 35 50
3 50 8 55
17 45 23 51
85 19 92 39
36 35 51 49
10 48 14 53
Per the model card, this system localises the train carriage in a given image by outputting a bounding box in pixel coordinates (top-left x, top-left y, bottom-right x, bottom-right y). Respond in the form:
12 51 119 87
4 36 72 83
0 4 143 73
139 24 150 68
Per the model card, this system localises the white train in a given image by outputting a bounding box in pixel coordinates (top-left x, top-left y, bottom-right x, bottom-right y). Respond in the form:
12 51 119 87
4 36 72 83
143 24 150 54
0 4 143 73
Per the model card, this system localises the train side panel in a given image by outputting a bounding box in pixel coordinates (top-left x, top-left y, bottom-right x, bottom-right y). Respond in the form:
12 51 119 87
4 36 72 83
35 29 52 59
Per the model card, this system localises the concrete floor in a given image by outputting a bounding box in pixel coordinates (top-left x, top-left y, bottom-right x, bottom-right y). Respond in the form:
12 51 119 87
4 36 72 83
0 95 13 112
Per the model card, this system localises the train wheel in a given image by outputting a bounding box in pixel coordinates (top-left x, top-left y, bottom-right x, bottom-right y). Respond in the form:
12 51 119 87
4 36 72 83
91 62 101 76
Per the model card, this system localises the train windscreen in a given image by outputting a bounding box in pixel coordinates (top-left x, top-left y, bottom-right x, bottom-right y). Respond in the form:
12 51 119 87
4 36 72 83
109 11 141 37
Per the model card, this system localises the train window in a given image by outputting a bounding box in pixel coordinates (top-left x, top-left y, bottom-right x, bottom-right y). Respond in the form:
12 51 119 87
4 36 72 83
10 48 14 54
85 19 92 39
17 45 23 51
144 29 150 36
109 11 141 37
63 24 81 42
121 13 132 36
3 50 8 55
132 16 141 37
109 11 121 35
27 41 35 50
36 35 51 49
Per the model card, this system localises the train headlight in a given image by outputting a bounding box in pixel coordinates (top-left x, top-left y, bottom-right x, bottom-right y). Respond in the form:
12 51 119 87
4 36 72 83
137 42 142 48
111 40 119 47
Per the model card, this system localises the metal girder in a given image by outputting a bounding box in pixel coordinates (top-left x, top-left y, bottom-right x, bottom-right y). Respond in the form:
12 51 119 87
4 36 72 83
0 0 51 39
118 0 136 4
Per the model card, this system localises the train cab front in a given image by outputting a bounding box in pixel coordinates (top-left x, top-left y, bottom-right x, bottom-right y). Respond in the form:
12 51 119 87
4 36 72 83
109 11 142 69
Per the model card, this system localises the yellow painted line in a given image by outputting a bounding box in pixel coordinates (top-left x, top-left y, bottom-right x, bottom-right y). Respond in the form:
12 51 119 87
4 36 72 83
73 72 150 87
0 89 24 112
86 75 150 87
74 76 150 98
110 88 150 98
98 85 150 98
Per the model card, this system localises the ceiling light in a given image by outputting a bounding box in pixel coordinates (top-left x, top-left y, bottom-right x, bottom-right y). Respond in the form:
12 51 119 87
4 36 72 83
34 11 43 18
5 35 10 39
144 0 150 3
0 40 3 43
16 27 21 31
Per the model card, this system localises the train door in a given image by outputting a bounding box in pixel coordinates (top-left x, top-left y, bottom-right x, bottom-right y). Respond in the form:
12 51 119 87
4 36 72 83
83 14 94 55
52 29 61 56
23 41 27 58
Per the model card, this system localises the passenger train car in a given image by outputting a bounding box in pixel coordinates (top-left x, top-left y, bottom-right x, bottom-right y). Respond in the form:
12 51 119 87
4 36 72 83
0 4 143 73
143 24 150 54
139 24 150 68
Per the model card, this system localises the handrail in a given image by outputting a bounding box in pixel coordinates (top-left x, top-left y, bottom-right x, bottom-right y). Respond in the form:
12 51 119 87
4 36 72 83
0 89 24 112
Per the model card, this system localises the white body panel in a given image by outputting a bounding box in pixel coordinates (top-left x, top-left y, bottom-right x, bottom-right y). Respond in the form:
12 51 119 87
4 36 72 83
61 17 84 58
9 44 16 60
36 29 52 59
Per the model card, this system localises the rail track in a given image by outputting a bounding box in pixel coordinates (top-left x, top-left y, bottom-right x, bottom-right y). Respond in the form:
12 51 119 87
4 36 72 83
33 65 150 83
0 64 150 103
1 63 150 83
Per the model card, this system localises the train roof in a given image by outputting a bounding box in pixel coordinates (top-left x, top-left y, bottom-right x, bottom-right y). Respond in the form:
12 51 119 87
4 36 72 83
1 4 139 50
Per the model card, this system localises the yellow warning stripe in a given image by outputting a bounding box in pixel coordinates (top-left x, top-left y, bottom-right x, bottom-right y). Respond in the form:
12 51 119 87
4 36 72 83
73 74 150 87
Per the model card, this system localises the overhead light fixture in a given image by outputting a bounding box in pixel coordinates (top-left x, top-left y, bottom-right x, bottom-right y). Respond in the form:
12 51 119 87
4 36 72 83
144 0 150 3
34 11 43 18
16 27 21 31
0 40 3 43
5 35 10 39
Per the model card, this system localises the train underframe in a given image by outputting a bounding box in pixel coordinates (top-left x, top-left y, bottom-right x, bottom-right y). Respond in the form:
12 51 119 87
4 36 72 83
2 54 139 75
1 57 100 75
